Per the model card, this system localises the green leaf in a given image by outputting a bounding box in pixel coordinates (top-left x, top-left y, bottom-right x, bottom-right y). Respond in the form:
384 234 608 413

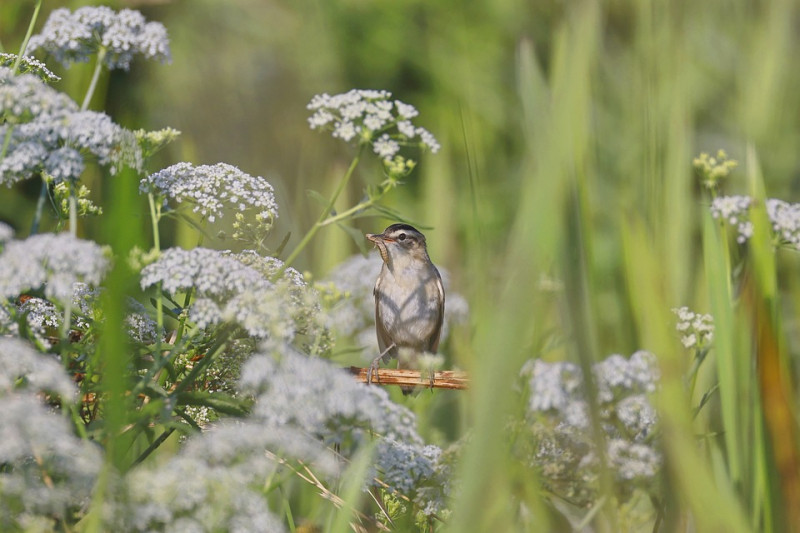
370 204 432 230
149 297 183 319
275 231 292 256
337 223 370 255
326 441 376 533
306 189 334 214
175 390 251 416
161 210 216 239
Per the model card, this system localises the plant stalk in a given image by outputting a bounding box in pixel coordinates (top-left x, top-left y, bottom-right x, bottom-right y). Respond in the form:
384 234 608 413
278 145 364 276
81 47 107 111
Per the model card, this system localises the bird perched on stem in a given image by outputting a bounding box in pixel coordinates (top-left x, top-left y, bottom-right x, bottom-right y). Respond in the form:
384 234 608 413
366 224 445 394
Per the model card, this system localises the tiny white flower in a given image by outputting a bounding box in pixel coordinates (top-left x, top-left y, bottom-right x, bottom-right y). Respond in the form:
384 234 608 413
333 120 357 141
395 100 419 118
363 114 385 131
140 162 278 224
306 89 440 158
397 120 416 138
681 333 697 348
373 134 400 158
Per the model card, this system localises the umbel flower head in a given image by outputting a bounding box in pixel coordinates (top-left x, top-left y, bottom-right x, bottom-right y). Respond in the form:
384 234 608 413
140 248 326 344
673 306 714 349
0 232 108 304
239 343 450 515
27 6 171 70
710 196 800 250
0 338 101 530
140 162 278 225
519 351 661 505
0 67 142 185
307 89 440 159
0 53 60 82
0 337 75 399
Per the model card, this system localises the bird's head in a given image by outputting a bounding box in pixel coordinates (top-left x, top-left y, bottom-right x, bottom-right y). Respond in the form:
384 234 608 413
366 224 429 266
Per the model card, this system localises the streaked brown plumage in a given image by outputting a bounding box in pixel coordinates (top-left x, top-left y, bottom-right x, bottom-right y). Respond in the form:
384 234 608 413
366 224 445 393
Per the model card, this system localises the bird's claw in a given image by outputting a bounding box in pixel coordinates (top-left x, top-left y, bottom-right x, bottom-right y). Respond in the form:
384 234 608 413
367 356 382 386
367 343 396 386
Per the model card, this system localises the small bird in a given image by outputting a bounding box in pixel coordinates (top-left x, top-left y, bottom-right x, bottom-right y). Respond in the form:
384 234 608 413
366 224 445 393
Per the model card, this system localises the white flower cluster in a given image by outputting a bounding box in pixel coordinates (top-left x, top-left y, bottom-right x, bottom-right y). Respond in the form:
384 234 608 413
307 89 440 158
0 338 100 530
0 66 73 121
232 251 331 354
325 253 469 360
140 162 278 224
711 196 800 249
766 198 800 249
17 296 65 345
27 6 171 70
140 248 323 344
519 351 661 505
0 232 108 304
0 281 161 347
112 422 291 532
239 343 450 515
0 53 60 82
673 306 714 349
125 298 163 345
710 195 753 243
0 67 141 184
0 284 93 346
0 337 75 398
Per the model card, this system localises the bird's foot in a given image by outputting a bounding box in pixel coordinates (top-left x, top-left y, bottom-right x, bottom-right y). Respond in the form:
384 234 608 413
367 356 382 385
367 343 396 386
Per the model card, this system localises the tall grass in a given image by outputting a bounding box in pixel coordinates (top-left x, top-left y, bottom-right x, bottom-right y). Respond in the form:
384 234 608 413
3 0 800 530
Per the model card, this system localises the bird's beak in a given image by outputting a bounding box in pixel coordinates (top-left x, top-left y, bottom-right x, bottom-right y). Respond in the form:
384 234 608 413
366 233 390 263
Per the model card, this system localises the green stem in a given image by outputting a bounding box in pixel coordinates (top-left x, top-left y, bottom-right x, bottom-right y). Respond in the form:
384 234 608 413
68 188 77 237
131 427 176 467
147 192 165 369
81 47 107 111
0 126 13 162
59 189 78 344
69 403 88 439
278 146 364 275
30 175 48 235
319 197 375 227
12 0 43 74
687 348 708 412
147 193 162 251
174 289 194 346
708 188 735 299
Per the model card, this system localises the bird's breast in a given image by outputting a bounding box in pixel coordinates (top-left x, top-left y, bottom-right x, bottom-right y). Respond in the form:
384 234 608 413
375 266 442 350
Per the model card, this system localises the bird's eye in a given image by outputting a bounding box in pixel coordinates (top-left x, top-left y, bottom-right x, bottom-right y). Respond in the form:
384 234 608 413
397 233 407 241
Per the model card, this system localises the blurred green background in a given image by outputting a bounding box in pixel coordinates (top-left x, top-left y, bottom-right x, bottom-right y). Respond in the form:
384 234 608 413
4 0 800 358
4 0 800 529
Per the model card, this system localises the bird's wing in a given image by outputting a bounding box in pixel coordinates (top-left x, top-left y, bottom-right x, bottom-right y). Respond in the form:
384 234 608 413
374 285 394 356
428 266 445 353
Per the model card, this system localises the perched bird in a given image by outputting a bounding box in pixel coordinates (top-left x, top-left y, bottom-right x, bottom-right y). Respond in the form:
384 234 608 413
366 224 445 393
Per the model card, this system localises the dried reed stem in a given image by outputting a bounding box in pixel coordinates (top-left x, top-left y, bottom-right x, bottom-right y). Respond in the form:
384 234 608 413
346 367 469 390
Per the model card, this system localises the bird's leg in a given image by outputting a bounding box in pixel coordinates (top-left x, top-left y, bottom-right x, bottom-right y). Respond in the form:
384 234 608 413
367 343 396 385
